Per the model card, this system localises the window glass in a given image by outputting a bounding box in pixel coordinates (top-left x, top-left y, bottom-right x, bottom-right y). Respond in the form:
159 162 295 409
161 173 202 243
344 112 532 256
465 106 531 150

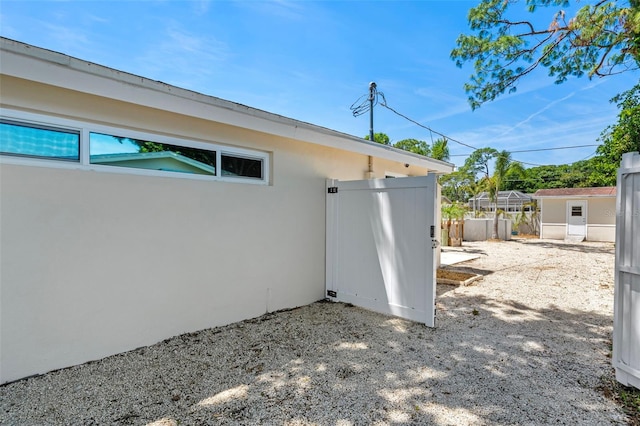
221 154 263 179
0 120 80 161
90 133 216 176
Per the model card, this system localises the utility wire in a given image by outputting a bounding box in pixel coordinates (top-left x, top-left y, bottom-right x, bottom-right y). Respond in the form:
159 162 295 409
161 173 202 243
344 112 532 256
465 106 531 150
350 87 603 167
378 96 480 151
449 144 600 157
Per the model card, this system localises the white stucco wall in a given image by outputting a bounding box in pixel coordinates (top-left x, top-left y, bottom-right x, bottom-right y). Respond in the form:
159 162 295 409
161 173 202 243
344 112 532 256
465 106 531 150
540 224 567 240
587 225 617 242
0 76 434 383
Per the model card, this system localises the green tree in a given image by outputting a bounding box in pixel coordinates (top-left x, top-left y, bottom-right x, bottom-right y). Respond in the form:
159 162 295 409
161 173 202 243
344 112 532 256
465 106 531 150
393 138 430 156
393 137 450 161
461 147 499 215
440 169 476 202
364 132 391 145
462 147 498 178
463 148 524 238
452 0 640 109
488 151 524 238
591 82 640 185
431 138 450 161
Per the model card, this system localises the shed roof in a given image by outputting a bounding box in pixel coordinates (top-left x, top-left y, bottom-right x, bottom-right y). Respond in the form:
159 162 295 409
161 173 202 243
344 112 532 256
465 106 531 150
533 187 617 198
0 37 454 174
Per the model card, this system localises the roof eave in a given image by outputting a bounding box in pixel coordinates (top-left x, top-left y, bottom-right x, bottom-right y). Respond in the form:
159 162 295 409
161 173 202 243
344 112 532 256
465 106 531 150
0 37 454 174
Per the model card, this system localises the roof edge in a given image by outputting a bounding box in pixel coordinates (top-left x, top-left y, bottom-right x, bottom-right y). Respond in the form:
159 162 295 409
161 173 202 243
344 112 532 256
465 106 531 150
0 37 454 173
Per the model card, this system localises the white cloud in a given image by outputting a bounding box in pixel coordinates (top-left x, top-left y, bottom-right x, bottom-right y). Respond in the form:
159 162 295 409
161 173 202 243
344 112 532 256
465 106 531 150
135 24 229 89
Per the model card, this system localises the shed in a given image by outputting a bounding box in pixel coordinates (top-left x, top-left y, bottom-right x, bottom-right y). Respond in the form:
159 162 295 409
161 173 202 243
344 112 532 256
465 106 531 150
0 37 453 383
533 187 617 242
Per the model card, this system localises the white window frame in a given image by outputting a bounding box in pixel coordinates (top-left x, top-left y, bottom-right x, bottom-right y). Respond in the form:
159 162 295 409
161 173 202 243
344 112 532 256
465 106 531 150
385 171 408 178
0 109 270 185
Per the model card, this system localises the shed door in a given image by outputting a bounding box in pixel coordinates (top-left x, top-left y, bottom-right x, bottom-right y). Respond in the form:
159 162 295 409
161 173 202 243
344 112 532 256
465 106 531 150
567 200 587 237
325 175 438 327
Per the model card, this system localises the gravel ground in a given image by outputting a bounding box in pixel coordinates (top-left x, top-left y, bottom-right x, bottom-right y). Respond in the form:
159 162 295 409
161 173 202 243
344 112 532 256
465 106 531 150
0 238 630 425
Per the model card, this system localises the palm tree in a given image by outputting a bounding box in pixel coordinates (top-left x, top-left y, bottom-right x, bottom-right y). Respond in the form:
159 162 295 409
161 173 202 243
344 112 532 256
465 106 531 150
431 138 450 162
489 150 524 239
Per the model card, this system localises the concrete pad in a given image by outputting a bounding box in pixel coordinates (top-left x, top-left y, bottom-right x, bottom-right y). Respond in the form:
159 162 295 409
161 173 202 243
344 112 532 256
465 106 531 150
440 251 480 266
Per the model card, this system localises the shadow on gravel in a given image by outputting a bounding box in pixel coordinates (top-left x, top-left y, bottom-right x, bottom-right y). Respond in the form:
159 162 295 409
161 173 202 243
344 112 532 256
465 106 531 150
163 299 620 425
1 298 625 425
517 239 616 255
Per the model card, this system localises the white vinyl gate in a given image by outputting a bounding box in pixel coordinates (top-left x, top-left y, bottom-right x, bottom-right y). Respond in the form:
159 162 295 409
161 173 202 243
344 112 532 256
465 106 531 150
613 152 640 389
325 175 438 327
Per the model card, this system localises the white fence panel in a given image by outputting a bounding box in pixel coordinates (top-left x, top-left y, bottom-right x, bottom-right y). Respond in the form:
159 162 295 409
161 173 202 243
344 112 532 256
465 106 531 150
613 151 640 389
463 218 512 241
326 176 438 327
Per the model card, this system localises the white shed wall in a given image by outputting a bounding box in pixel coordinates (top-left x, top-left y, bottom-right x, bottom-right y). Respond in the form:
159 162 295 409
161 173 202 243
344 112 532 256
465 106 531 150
538 197 616 242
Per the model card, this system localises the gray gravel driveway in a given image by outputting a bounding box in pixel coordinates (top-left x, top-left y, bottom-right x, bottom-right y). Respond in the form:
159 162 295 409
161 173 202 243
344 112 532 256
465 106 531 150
0 238 628 425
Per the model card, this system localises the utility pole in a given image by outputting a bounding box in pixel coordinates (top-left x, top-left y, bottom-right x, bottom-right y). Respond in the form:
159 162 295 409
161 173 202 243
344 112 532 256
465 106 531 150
368 82 376 142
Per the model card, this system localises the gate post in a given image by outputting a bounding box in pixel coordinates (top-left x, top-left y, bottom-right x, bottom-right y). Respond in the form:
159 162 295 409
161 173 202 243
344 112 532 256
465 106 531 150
325 179 339 300
613 152 640 389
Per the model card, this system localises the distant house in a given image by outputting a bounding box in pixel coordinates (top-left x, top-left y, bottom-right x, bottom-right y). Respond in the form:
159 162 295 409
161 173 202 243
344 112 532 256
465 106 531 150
468 190 533 213
533 187 617 242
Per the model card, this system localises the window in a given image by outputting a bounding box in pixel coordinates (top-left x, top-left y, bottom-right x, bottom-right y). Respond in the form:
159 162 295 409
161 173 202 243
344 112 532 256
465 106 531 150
571 206 582 217
0 119 80 161
221 153 263 179
0 112 269 184
90 133 217 176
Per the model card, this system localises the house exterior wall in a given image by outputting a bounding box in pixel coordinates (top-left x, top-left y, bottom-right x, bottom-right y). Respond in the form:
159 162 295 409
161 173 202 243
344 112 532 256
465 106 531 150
588 198 616 225
538 197 616 242
0 77 431 383
540 199 566 224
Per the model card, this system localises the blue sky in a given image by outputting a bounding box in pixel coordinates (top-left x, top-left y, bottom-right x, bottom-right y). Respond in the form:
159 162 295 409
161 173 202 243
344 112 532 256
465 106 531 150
1 0 638 168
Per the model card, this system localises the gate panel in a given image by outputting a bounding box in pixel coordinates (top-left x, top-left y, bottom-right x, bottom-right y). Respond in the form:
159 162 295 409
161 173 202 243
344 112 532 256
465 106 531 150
613 152 640 389
326 176 437 327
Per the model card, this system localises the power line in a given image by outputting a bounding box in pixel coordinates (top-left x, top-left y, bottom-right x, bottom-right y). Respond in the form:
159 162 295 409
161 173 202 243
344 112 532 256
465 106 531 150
350 86 603 167
350 86 479 151
378 97 480 151
511 144 599 154
512 159 547 167
449 144 600 157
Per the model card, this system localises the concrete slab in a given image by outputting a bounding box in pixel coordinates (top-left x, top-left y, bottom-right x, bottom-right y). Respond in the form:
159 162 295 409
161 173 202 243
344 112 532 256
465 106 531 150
440 251 480 266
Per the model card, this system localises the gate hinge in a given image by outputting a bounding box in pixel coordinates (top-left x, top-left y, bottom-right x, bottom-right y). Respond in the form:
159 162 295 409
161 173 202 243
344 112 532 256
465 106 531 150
327 187 338 194
327 290 337 298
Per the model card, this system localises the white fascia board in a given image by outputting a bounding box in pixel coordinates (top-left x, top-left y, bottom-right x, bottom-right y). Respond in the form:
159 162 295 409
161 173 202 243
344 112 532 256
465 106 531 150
0 38 454 174
533 195 616 199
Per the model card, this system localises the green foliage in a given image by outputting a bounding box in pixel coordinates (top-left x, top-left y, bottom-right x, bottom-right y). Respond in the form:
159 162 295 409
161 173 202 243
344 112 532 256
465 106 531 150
591 81 640 185
364 132 391 145
431 138 451 161
440 169 476 202
393 137 450 161
493 150 524 192
502 159 600 192
462 147 499 177
452 0 640 109
394 138 430 156
441 202 468 220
